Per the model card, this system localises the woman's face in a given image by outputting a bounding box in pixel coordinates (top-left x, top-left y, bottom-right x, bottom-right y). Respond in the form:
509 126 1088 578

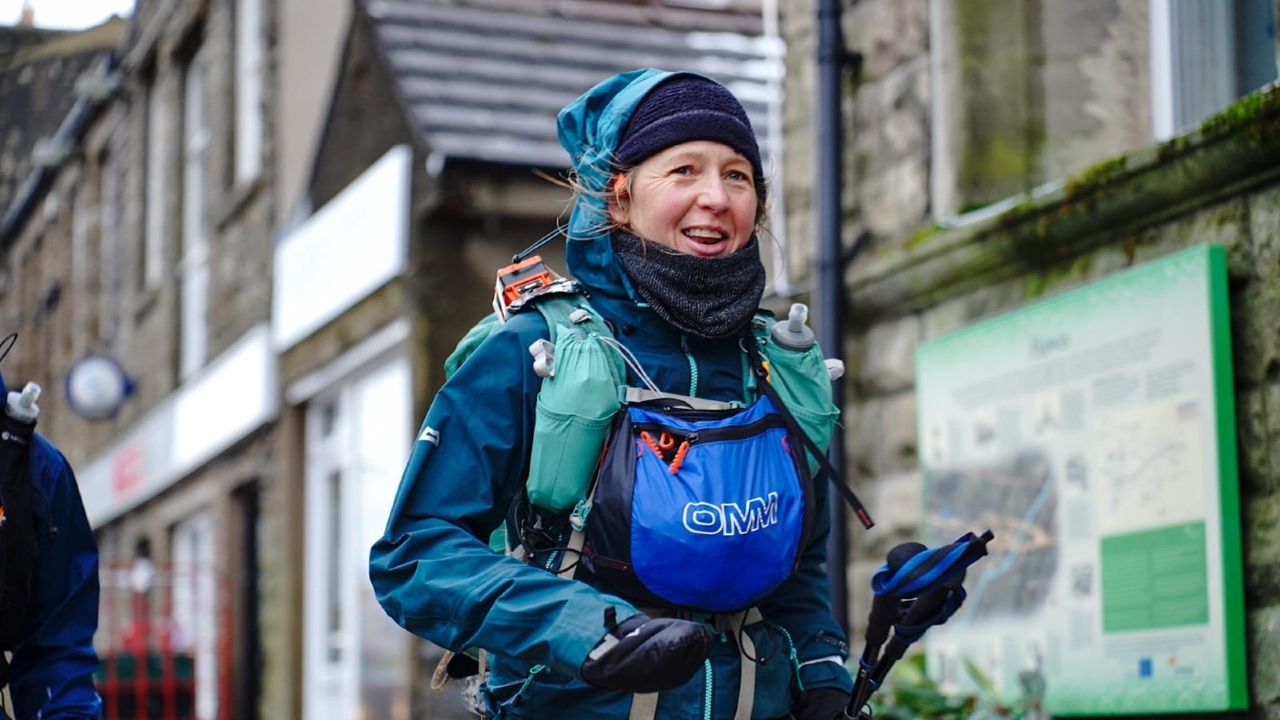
607 140 758 258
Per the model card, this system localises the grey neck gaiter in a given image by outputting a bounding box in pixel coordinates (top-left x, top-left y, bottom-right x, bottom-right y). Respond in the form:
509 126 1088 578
611 231 766 340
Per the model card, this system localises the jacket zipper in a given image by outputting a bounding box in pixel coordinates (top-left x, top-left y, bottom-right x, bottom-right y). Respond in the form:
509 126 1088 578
681 334 699 397
703 658 713 720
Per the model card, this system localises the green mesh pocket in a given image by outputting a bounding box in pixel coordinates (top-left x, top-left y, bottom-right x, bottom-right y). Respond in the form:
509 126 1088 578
760 340 838 474
527 327 621 512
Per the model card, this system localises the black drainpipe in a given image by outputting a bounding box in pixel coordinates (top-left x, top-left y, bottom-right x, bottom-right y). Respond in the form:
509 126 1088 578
816 0 865 633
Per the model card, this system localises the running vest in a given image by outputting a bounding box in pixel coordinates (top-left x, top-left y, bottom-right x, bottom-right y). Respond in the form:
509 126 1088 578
583 391 814 612
442 283 850 572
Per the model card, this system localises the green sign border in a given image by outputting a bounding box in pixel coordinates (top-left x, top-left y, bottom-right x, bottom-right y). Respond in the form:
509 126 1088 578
1207 245 1248 712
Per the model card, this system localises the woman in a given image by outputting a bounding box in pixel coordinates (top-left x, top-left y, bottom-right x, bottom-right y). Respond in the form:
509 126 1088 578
370 69 853 720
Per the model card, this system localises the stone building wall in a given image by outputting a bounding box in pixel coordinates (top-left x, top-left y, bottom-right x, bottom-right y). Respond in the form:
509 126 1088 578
97 0 278 424
781 0 1280 715
778 0 935 608
105 1 288 716
0 102 125 458
843 97 1280 715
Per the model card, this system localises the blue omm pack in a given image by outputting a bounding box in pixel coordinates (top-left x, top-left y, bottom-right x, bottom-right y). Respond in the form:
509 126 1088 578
583 394 815 613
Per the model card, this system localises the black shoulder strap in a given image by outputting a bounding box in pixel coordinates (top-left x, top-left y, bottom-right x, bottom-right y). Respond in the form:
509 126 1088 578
747 345 875 529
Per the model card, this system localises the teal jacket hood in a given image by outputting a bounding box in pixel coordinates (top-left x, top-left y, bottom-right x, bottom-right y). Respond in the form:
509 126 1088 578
557 68 704 302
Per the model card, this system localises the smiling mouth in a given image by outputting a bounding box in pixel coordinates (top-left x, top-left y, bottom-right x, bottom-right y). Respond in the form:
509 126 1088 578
684 229 727 244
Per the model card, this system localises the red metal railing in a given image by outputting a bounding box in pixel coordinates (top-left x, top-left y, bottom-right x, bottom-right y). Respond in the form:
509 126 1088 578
97 562 229 720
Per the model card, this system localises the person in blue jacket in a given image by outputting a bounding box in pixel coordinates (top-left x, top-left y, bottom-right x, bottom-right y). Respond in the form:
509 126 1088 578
370 69 853 720
0 367 103 720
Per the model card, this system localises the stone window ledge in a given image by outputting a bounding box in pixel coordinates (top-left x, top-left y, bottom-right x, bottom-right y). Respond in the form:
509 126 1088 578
849 84 1280 321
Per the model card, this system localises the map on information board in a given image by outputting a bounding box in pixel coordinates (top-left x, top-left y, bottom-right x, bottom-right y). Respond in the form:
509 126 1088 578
915 245 1247 715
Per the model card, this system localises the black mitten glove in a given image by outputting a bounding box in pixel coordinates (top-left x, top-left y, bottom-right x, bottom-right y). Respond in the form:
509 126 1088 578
579 608 714 694
793 686 856 720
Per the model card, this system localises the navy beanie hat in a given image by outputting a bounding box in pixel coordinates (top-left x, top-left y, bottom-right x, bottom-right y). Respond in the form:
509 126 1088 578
615 75 764 190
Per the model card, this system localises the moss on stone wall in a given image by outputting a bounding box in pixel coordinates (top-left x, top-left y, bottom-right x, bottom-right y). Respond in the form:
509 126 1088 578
905 223 943 249
951 0 1046 213
1021 253 1093 300
1157 86 1280 164
991 86 1277 271
905 81 1280 268
850 85 1280 320
956 134 1039 213
1062 155 1129 200
1199 86 1280 142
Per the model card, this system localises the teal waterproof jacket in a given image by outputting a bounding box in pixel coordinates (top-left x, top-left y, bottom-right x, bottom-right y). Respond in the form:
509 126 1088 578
369 69 853 719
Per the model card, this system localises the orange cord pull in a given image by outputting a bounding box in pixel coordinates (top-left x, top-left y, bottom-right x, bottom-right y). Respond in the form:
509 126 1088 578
640 431 664 458
668 440 691 474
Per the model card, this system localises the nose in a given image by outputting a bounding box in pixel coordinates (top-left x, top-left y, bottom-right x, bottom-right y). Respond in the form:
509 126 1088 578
698 176 731 211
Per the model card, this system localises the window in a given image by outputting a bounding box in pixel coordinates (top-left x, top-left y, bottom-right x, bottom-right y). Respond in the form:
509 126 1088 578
325 468 343 663
142 72 167 289
930 0 1278 219
99 145 120 343
235 0 264 184
74 149 109 344
1150 0 1278 139
304 358 413 720
181 46 210 379
69 185 95 342
172 510 218 720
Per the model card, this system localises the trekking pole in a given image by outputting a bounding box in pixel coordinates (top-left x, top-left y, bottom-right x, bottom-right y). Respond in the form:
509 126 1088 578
845 530 996 719
848 542 924 713
846 572 967 717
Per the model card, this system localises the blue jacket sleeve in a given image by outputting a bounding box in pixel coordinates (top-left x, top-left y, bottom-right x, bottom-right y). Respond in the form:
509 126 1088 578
759 468 854 694
368 315 638 679
10 435 103 720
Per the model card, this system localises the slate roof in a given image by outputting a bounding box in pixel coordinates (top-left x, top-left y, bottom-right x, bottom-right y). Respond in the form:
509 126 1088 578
0 24 61 69
0 18 123 230
361 0 781 170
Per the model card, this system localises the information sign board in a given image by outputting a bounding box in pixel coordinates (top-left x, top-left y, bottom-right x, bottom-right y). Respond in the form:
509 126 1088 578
916 245 1247 714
